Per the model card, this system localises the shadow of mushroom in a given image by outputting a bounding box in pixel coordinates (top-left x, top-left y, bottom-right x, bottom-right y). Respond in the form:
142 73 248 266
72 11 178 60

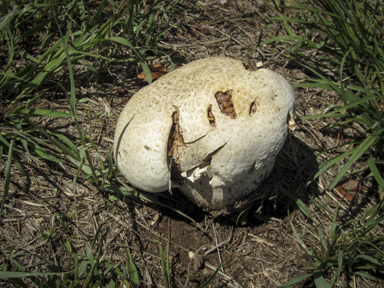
153 133 320 224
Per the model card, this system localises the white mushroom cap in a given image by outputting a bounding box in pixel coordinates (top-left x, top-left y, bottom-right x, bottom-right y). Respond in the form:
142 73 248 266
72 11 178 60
114 57 296 212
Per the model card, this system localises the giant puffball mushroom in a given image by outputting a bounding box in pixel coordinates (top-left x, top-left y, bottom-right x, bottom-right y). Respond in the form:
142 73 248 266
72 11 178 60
114 57 296 216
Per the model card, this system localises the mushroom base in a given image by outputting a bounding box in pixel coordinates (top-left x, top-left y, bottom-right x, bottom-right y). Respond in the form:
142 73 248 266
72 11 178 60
173 157 275 218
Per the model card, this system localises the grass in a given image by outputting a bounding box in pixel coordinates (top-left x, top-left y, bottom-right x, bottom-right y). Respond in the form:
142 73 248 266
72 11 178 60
1 0 383 287
1 0 182 286
0 0 182 192
0 0 223 286
260 0 384 286
261 0 384 191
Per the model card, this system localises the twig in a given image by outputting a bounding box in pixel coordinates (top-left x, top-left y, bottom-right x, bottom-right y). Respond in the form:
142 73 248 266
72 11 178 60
248 234 276 247
112 97 131 108
205 240 227 255
159 38 230 49
234 233 244 250
212 222 224 272
107 213 133 230
216 29 244 46
205 262 243 288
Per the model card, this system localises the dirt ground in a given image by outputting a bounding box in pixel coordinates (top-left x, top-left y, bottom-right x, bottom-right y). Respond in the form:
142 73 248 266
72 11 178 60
1 1 383 287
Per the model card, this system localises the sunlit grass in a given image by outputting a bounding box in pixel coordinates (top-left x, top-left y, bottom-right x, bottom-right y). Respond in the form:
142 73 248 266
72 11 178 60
0 0 179 286
0 0 222 285
261 0 384 286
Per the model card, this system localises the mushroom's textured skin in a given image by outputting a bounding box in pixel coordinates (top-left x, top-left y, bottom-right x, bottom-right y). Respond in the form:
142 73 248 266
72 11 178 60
114 57 296 215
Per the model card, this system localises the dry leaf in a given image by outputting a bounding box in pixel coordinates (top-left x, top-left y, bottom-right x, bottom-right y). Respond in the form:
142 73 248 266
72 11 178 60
340 177 362 193
150 212 160 226
117 86 128 95
334 186 356 202
137 64 167 82
334 178 362 202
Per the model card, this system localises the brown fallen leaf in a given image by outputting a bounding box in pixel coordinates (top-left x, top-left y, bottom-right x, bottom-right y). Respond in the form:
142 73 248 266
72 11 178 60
137 64 167 83
334 186 356 202
116 86 128 95
340 177 362 193
334 178 362 202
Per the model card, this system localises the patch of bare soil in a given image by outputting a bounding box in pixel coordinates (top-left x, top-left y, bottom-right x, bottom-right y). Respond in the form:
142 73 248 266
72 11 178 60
1 1 383 287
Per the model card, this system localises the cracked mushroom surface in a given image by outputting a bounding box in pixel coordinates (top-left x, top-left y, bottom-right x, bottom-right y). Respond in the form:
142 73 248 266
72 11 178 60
114 57 296 215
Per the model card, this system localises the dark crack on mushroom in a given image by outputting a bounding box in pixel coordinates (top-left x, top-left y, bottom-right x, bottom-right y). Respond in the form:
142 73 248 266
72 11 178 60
215 90 236 119
183 143 227 175
207 105 216 127
200 143 226 167
249 101 257 116
167 107 185 166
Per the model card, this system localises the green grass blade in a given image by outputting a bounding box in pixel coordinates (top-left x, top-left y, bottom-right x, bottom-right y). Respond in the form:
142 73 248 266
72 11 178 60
313 272 331 288
354 271 384 282
313 147 356 181
24 119 80 161
125 241 140 287
159 243 169 288
5 25 14 63
328 131 381 189
278 185 314 222
0 5 19 31
33 145 62 163
198 263 223 288
354 254 383 266
330 250 343 286
107 146 113 179
104 184 134 196
329 206 339 246
86 243 94 265
47 131 79 158
78 260 88 278
0 140 13 220
83 251 99 288
279 273 313 287
339 48 354 103
107 279 116 288
0 271 63 278
368 155 384 191
107 36 152 83
0 135 26 173
8 109 72 118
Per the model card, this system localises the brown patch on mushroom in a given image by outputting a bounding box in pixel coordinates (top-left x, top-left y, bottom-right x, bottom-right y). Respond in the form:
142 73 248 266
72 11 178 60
167 107 186 164
207 105 216 127
287 111 296 132
215 90 236 119
249 101 257 116
144 145 151 151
